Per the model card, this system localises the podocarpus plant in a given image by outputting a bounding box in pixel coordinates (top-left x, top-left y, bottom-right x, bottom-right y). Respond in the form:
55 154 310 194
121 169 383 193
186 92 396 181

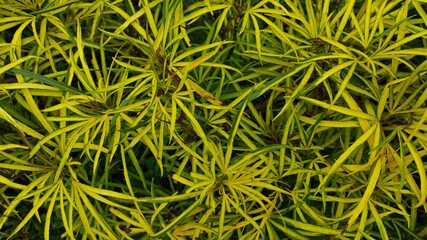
0 0 426 239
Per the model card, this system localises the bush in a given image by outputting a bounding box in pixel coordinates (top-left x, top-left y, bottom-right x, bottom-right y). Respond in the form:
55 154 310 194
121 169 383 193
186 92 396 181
0 0 426 239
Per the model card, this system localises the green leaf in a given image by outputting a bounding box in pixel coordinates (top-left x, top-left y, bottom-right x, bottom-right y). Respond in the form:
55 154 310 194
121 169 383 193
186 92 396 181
10 69 85 95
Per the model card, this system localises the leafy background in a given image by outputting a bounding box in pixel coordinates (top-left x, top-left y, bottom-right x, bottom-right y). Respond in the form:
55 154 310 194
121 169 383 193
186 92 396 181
0 0 426 239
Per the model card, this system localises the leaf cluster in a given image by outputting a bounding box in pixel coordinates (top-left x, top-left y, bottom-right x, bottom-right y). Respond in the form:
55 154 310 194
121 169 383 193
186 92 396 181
0 0 426 239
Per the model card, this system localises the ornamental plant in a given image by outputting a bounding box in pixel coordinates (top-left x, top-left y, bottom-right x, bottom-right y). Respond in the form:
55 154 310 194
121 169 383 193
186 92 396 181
0 0 426 239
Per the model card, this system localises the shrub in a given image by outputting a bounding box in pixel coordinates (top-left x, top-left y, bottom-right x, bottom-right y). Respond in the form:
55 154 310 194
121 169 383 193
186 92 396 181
0 0 426 239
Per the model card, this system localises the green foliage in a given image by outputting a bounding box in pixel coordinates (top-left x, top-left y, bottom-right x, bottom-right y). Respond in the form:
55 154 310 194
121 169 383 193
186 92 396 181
0 0 426 239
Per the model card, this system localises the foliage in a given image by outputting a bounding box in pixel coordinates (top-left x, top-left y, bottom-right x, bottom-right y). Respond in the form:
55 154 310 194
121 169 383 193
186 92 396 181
0 0 426 239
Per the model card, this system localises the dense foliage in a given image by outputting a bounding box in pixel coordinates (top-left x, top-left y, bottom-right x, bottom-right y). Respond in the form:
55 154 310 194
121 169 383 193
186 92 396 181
0 0 426 239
